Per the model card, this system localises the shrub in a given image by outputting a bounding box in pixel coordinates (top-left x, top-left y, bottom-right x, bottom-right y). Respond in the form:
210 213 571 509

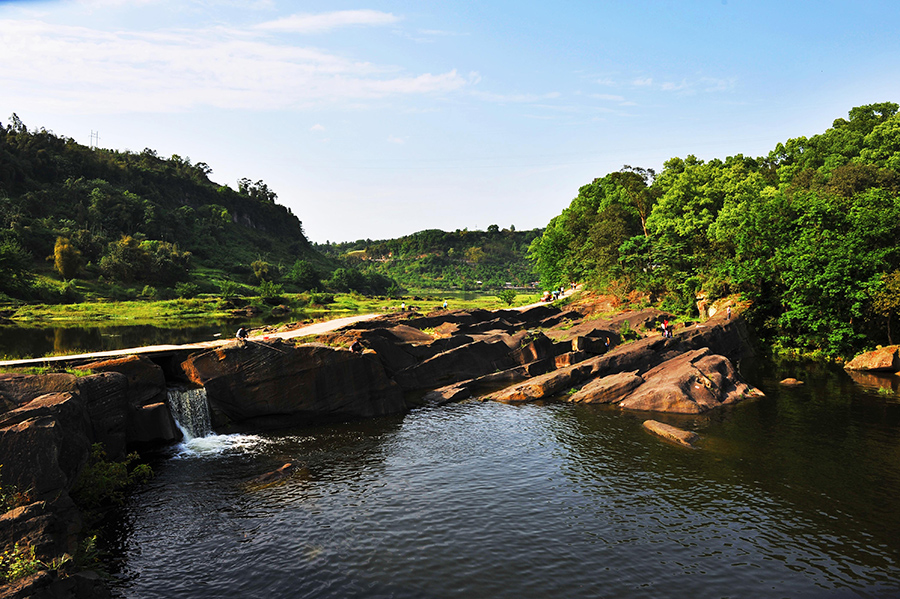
175 282 199 299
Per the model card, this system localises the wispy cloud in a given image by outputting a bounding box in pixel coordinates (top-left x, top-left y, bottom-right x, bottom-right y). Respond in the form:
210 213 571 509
255 10 399 33
310 124 326 131
0 17 467 113
387 135 406 144
471 90 561 104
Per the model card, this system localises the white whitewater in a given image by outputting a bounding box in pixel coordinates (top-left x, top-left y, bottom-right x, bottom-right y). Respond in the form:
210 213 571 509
165 387 268 457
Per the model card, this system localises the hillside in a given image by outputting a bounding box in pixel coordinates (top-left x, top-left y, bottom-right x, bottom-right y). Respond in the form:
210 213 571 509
0 113 330 301
528 102 900 357
317 226 542 290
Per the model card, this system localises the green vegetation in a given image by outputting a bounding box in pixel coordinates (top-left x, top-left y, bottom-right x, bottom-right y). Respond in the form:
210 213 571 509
529 102 900 358
71 444 152 512
316 226 541 291
496 289 517 306
0 466 31 512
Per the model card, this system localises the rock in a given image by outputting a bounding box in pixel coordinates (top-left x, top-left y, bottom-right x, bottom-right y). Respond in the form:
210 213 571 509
0 373 78 413
568 371 644 404
555 351 588 368
779 378 804 386
845 346 900 372
180 340 406 430
617 349 761 414
642 420 699 448
844 369 898 393
392 338 516 391
73 372 129 460
0 496 83 562
487 359 599 403
0 392 92 500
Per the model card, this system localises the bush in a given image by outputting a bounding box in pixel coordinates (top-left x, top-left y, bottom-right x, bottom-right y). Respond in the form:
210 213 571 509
496 289 517 306
71 444 152 510
175 282 199 299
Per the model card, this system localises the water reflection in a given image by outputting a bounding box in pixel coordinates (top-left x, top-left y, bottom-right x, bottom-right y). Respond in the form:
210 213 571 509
0 318 272 359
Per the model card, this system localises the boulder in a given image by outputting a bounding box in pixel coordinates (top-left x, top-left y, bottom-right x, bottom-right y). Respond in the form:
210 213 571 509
0 392 92 499
487 359 600 404
642 420 699 448
0 496 83 562
845 346 900 372
0 373 78 414
616 349 762 414
73 372 129 460
779 378 804 386
568 371 644 404
180 340 406 430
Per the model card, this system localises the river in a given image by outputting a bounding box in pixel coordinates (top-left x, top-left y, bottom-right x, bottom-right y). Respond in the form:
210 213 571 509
106 357 900 599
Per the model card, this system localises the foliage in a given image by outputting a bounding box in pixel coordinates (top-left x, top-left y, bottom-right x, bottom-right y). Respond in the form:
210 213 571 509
0 465 32 512
0 115 317 302
53 236 82 279
496 289 517 306
70 444 152 510
0 543 44 583
528 102 900 357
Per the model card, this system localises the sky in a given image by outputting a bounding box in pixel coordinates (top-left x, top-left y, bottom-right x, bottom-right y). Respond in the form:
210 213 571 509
2 1 899 243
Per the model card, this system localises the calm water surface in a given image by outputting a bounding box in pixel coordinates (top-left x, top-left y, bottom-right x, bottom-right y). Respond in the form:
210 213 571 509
108 359 900 599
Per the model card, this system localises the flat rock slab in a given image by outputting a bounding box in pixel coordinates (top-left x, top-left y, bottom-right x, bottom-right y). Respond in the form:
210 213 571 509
642 420 699 448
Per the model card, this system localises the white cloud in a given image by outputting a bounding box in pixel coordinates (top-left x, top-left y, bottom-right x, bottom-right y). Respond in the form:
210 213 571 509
255 10 399 33
471 90 561 103
632 77 654 87
310 124 325 131
387 135 405 144
0 18 467 113
590 93 626 102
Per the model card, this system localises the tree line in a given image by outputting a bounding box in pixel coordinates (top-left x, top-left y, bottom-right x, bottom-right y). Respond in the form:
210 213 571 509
528 102 900 357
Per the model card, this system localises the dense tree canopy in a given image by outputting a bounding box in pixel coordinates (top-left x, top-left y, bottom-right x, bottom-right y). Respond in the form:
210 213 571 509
529 103 900 356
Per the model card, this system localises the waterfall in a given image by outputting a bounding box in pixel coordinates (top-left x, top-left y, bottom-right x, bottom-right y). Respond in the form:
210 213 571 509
166 387 213 439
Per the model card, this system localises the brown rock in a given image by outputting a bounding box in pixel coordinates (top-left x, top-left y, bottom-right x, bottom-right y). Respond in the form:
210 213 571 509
568 371 644 404
0 373 78 414
392 338 516 391
779 378 804 386
0 392 92 499
642 420 699 448
845 346 900 372
181 340 406 429
617 349 761 414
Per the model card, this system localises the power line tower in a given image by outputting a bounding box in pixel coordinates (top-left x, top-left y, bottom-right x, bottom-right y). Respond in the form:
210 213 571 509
90 130 100 148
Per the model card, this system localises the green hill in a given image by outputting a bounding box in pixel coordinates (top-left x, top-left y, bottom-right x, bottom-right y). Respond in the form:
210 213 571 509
0 113 331 302
317 226 542 291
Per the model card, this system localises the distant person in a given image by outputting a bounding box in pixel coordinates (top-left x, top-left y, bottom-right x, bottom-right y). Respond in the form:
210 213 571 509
727 306 732 320
236 326 249 348
443 300 448 310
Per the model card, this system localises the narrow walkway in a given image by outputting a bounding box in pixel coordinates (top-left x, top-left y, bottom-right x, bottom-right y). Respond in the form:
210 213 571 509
0 313 383 368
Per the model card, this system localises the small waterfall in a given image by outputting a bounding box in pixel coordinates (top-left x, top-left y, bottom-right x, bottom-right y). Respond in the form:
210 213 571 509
166 387 213 439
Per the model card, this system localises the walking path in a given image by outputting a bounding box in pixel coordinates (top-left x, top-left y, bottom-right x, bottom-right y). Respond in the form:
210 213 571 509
0 286 581 368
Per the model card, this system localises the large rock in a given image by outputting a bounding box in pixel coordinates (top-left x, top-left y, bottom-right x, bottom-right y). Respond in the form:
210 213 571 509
616 348 761 414
845 346 900 372
180 340 406 429
81 356 180 448
0 373 78 414
391 337 517 391
0 392 92 499
642 420 699 448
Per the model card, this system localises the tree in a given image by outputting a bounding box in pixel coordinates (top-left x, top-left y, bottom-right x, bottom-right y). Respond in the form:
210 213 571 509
872 271 900 345
289 259 321 291
496 289 516 306
53 237 82 279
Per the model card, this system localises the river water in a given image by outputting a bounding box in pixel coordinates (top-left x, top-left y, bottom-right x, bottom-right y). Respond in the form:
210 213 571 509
107 358 900 599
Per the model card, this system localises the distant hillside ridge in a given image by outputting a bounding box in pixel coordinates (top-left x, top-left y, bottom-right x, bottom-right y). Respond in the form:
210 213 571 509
318 226 542 290
0 113 324 301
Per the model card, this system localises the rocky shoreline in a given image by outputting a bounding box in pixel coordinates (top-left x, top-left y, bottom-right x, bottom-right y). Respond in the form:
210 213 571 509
1 301 760 597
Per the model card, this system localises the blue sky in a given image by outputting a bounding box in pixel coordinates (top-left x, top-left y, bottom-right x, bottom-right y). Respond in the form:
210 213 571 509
2 0 899 243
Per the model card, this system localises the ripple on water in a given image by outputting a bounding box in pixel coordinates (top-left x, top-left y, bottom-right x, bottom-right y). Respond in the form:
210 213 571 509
111 395 900 599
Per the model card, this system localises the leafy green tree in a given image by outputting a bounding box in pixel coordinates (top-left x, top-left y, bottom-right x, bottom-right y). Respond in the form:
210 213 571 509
496 289 516 305
288 259 321 291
